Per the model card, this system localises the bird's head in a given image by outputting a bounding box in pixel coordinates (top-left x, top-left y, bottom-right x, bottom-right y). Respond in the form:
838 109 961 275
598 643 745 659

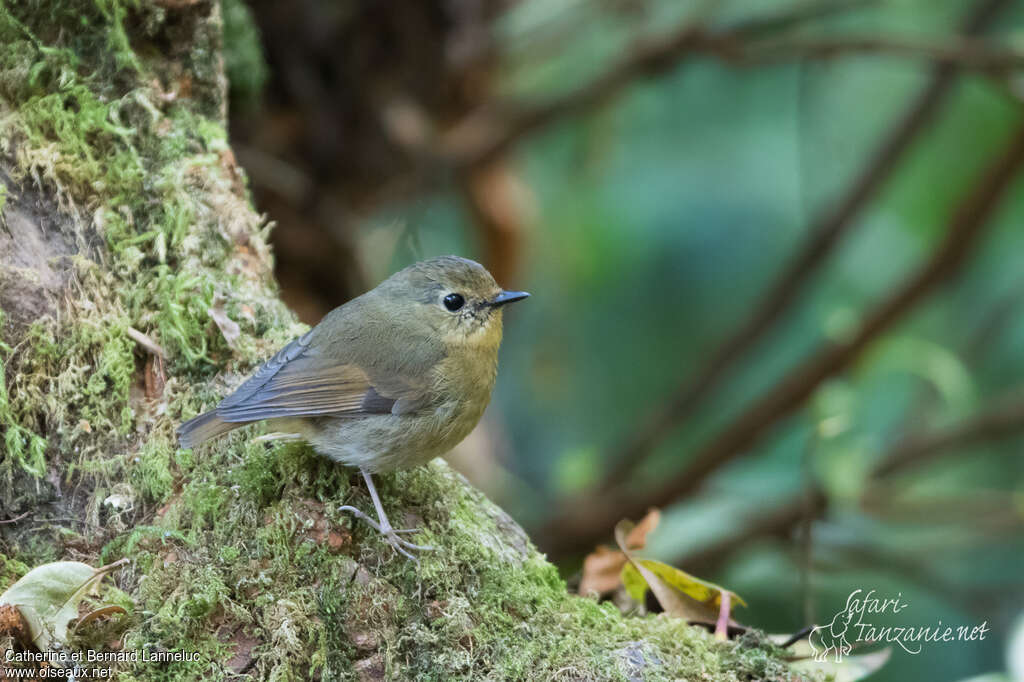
378 256 529 349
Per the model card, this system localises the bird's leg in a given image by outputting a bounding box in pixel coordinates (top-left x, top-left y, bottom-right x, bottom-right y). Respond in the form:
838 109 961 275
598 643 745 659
339 469 434 561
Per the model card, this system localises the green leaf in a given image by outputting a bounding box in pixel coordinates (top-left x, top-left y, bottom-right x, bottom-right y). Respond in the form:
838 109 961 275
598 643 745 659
788 645 892 682
0 559 126 652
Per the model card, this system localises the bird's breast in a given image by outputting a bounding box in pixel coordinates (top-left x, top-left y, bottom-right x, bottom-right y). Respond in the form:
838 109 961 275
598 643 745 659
435 343 499 400
429 345 498 432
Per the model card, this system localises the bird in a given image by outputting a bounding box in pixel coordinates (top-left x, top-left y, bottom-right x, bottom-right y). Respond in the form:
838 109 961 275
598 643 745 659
176 256 529 559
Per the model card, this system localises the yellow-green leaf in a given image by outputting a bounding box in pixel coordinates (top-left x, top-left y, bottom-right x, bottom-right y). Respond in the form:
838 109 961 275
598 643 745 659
615 519 745 637
627 558 746 609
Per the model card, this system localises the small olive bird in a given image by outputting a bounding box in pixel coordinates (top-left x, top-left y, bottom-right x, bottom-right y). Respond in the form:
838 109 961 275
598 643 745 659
177 256 528 559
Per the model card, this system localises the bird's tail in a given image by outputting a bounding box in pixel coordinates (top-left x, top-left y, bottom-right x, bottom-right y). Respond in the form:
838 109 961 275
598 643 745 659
177 410 245 449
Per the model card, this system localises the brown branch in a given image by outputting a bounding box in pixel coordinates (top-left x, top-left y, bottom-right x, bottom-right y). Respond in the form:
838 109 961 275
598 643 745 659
439 0 875 166
594 0 1013 494
541 119 1024 556
745 34 1024 71
438 0 1024 168
870 393 1024 478
674 491 828 574
861 490 1024 527
819 544 1007 619
668 391 1024 570
0 511 30 525
458 157 533 287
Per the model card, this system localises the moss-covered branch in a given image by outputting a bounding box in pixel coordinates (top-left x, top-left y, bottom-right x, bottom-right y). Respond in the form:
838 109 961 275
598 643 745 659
0 2 805 679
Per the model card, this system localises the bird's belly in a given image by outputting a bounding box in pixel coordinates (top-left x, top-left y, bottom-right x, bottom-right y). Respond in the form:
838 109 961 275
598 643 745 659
279 399 485 473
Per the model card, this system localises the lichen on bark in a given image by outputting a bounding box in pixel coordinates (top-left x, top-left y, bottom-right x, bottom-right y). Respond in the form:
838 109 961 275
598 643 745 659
0 2 809 680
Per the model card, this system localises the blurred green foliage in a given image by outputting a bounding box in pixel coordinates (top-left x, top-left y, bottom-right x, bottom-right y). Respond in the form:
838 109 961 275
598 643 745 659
340 1 1024 680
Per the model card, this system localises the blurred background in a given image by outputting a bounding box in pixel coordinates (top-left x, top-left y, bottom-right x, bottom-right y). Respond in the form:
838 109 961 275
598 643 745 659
224 0 1024 679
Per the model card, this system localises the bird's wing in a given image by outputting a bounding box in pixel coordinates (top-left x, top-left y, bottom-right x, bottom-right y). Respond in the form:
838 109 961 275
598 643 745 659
215 329 430 423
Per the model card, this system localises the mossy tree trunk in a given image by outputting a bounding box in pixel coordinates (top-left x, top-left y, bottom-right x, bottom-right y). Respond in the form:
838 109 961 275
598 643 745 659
0 2 803 680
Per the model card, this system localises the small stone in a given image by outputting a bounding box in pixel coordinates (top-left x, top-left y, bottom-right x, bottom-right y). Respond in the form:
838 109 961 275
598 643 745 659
424 600 447 622
349 630 378 652
326 530 349 553
352 566 374 587
225 627 261 673
353 652 385 681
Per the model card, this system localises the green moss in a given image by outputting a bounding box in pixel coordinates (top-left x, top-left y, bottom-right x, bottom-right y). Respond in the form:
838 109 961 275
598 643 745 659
0 553 29 586
98 448 796 680
1 292 139 493
0 311 48 480
132 436 176 503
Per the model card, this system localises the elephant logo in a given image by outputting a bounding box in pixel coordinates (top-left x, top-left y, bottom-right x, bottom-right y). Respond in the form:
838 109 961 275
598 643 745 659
809 601 857 662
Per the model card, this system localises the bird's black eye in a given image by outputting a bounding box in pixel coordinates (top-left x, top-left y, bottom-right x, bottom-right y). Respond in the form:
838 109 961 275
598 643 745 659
443 293 465 311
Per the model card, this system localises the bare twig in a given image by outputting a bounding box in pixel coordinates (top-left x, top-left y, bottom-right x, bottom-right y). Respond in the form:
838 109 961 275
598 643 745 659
542 119 1024 555
746 34 1024 71
870 394 1024 479
675 491 828 574
594 0 1013 493
458 157 534 287
668 391 1024 570
440 0 875 166
0 511 30 525
821 544 1008 619
126 327 167 359
440 0 1024 168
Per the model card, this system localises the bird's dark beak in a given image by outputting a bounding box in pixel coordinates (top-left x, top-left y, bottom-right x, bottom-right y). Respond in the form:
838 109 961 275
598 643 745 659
490 290 530 307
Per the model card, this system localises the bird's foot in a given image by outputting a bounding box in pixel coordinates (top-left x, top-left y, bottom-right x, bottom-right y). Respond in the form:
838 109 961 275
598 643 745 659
339 504 434 562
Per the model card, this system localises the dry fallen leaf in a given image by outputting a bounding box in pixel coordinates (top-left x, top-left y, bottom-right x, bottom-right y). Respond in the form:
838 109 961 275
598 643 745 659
103 493 133 512
579 508 660 597
0 603 28 641
624 508 660 550
208 296 241 349
579 546 627 596
144 354 166 400
615 519 745 640
73 605 128 633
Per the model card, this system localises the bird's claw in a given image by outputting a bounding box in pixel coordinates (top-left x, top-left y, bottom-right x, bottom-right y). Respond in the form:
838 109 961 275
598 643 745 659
339 505 434 561
382 530 434 562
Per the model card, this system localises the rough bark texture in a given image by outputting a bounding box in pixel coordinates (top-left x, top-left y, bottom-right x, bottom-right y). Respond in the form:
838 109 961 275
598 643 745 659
0 2 803 680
